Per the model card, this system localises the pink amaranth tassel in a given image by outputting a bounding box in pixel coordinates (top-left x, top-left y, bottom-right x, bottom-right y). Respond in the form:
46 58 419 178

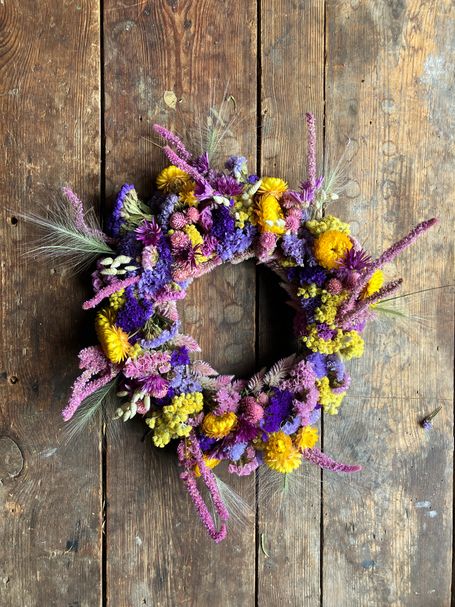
82 275 140 310
303 447 362 473
153 124 192 161
62 187 109 242
162 146 213 194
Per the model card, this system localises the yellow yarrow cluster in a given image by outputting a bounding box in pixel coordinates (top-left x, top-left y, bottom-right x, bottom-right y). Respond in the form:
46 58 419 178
314 293 346 327
109 289 125 311
202 412 237 439
95 308 132 364
316 377 346 415
314 230 353 270
156 165 191 193
295 426 319 450
234 198 255 229
264 431 302 473
306 215 351 236
362 269 384 299
297 283 323 299
184 225 209 264
146 392 204 448
302 325 364 360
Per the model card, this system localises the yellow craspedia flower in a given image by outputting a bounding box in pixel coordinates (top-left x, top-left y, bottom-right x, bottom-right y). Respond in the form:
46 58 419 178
314 229 353 270
362 269 384 299
264 431 302 473
202 412 237 439
156 165 191 193
258 177 288 197
294 426 319 451
256 193 286 235
194 456 220 478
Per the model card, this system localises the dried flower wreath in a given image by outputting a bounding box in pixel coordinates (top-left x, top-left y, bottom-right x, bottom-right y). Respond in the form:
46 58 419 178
27 113 436 542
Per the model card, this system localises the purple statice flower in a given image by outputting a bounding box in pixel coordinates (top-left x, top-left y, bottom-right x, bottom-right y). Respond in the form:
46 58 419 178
281 415 301 435
212 387 241 415
281 234 308 265
138 237 173 299
157 194 178 230
169 365 202 394
229 442 247 461
108 183 135 237
198 435 217 452
117 230 143 258
225 155 247 177
211 205 235 239
261 388 293 433
309 407 321 425
287 265 328 287
200 234 218 256
141 320 180 349
247 174 259 184
306 352 327 379
216 223 256 262
212 174 244 196
317 324 336 340
116 286 154 333
326 354 345 383
170 346 190 367
135 218 162 246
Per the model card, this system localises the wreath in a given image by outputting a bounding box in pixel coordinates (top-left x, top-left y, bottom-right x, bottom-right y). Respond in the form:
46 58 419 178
29 113 436 542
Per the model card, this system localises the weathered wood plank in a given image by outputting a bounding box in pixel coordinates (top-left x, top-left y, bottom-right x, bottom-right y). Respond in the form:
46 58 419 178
0 2 102 606
257 1 325 605
103 1 257 605
323 1 454 605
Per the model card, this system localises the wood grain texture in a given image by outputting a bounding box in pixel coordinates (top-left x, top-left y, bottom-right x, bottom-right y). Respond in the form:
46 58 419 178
0 2 102 606
103 1 257 605
323 1 454 605
257 1 325 605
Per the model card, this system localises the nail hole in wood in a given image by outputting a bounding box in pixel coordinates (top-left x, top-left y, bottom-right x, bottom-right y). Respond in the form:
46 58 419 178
8 216 18 226
8 376 18 385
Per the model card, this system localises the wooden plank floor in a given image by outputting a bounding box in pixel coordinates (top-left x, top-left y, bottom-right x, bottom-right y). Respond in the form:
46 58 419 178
1 1 453 606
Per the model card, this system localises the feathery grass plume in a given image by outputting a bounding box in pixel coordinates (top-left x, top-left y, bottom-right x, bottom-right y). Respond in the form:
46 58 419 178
18 189 114 271
63 378 118 445
212 475 255 527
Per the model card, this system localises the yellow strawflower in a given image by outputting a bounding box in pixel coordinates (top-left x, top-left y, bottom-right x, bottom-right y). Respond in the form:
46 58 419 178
184 224 209 263
258 177 288 197
194 456 220 478
179 180 198 206
202 412 237 439
295 426 319 450
256 193 286 235
314 230 353 270
264 431 302 473
156 165 191 193
362 269 384 299
95 307 132 364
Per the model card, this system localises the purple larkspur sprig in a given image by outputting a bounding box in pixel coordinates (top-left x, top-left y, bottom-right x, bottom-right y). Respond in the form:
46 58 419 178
302 447 362 473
